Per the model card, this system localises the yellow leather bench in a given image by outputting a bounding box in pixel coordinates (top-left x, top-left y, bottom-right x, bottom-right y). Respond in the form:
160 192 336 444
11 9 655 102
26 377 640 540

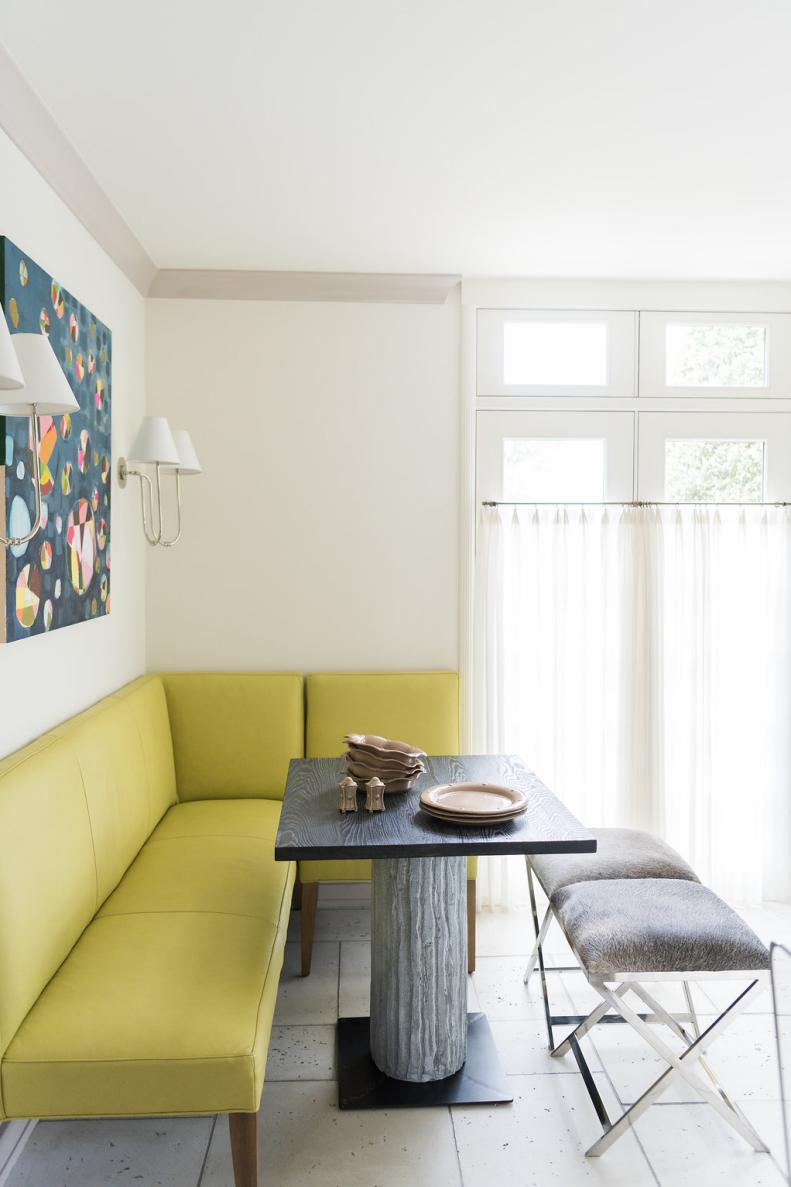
298 671 477 976
0 672 303 1187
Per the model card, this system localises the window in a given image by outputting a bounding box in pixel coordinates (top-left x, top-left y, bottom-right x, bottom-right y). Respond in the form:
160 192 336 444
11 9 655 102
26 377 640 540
477 310 636 397
472 301 791 915
503 438 605 502
637 413 791 501
665 324 767 388
475 309 791 505
664 439 765 502
503 322 608 387
476 411 634 504
640 312 791 398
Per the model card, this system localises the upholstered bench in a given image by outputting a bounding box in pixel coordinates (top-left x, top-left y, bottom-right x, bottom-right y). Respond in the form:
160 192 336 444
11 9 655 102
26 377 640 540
529 827 699 900
0 672 303 1187
524 828 699 992
547 877 770 1156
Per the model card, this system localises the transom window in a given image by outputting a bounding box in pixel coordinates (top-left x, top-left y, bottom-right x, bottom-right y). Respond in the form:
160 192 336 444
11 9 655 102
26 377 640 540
503 322 608 387
638 312 791 398
476 310 636 397
665 324 767 388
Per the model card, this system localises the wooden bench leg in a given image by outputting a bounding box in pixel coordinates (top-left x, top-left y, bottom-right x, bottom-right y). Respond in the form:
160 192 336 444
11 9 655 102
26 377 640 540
301 882 319 976
467 879 476 974
229 1111 260 1187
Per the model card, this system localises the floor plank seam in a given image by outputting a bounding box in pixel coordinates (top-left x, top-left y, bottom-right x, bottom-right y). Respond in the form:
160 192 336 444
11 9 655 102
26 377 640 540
447 1106 467 1187
273 1022 337 1029
195 1114 217 1187
268 1078 337 1084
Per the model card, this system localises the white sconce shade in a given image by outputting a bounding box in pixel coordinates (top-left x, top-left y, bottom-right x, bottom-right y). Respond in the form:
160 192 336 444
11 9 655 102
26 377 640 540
128 416 181 465
0 304 24 389
0 333 79 414
172 429 202 475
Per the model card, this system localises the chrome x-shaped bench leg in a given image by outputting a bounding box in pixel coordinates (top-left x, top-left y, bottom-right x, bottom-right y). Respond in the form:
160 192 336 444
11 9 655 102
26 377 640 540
525 863 578 985
552 983 632 1057
524 903 552 984
554 975 768 1157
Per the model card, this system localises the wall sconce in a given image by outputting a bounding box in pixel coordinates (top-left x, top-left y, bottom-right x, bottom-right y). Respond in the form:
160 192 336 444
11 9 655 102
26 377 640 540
0 328 80 550
118 416 202 548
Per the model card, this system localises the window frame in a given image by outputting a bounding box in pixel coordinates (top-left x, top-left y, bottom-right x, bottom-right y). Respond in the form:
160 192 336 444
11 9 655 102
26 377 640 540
477 309 638 398
476 410 636 505
636 410 791 502
639 311 791 399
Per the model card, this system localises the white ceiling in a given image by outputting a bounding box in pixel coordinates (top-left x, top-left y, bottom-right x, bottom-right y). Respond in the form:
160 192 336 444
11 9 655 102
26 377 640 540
1 0 791 278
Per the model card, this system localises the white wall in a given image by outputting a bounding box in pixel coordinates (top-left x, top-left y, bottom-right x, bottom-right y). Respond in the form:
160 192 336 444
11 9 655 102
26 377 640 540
0 128 147 756
146 298 460 671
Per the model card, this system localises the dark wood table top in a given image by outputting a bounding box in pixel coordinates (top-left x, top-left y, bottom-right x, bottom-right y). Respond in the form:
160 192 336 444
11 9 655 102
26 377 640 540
275 755 595 861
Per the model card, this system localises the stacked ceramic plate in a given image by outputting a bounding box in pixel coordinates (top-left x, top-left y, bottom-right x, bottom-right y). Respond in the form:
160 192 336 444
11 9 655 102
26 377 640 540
420 782 528 825
344 733 426 792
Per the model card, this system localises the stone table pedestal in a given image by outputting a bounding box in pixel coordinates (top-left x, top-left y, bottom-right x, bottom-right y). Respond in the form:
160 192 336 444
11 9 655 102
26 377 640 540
370 855 467 1081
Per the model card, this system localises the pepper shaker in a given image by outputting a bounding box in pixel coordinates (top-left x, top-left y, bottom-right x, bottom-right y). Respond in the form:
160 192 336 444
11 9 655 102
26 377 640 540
338 776 358 813
365 776 386 812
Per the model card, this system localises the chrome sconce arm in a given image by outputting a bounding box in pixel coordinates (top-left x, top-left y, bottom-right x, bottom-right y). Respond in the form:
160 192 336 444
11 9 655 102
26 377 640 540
118 459 183 548
0 408 43 549
118 420 199 549
160 470 183 549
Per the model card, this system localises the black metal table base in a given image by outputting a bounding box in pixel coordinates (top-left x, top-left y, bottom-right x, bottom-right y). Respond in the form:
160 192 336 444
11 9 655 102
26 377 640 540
337 1012 513 1109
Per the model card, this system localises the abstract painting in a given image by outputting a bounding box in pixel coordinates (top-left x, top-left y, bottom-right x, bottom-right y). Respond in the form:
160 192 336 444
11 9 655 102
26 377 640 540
0 238 111 643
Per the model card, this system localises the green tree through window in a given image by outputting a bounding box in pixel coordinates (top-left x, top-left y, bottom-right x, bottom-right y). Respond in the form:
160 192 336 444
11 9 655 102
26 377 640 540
665 439 765 502
666 324 766 387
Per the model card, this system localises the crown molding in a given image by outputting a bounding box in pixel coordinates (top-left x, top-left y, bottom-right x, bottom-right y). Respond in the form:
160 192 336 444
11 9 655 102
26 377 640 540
0 43 157 295
149 269 461 304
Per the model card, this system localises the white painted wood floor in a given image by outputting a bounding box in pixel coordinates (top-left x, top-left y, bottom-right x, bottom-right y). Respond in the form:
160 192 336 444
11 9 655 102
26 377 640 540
7 884 791 1187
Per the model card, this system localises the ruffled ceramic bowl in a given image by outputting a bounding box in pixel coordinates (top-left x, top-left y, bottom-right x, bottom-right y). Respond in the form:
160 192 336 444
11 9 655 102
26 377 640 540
346 747 423 776
345 733 427 762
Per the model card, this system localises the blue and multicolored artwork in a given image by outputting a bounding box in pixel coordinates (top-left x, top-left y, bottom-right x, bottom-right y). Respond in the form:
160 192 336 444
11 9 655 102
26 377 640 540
1 238 111 642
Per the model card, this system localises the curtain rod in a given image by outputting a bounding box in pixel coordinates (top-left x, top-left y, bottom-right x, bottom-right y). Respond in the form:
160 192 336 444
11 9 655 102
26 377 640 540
481 500 791 507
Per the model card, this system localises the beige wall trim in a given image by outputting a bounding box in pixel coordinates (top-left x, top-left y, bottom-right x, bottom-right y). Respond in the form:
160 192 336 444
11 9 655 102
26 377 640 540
0 44 156 295
150 269 461 304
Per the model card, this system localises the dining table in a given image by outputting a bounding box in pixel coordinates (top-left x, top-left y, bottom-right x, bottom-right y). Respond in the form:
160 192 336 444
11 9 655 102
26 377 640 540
275 754 595 1109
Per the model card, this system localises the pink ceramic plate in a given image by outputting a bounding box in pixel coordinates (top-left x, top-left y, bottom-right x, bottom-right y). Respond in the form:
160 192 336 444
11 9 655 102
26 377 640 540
422 806 526 825
420 782 527 817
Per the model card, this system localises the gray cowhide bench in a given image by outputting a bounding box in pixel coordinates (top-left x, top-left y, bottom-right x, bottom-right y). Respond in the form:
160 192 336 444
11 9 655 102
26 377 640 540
524 831 770 1156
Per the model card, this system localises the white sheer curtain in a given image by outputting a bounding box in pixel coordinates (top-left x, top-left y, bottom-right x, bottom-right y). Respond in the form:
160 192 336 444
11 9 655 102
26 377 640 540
473 503 791 906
